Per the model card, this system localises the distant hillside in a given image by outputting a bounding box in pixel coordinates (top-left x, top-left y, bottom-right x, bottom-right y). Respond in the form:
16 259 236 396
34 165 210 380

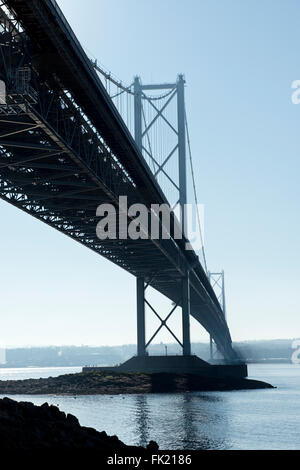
234 339 297 363
0 339 297 368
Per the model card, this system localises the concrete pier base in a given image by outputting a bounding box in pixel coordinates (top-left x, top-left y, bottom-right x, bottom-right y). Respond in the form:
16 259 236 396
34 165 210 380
83 355 248 378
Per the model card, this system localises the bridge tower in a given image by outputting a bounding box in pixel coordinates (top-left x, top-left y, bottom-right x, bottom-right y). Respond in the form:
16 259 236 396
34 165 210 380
134 75 191 357
208 271 226 360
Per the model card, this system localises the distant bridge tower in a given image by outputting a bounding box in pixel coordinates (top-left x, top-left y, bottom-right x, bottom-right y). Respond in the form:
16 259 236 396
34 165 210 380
208 271 226 360
133 74 191 357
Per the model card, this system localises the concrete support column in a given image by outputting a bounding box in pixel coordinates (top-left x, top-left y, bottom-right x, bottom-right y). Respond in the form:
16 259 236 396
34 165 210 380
136 277 146 356
182 272 191 356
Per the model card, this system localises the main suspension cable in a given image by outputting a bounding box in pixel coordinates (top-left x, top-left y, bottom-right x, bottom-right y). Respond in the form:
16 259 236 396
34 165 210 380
92 60 176 101
185 107 208 274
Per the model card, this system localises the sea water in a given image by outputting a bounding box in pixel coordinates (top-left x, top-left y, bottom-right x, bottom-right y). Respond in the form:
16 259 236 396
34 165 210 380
0 363 299 450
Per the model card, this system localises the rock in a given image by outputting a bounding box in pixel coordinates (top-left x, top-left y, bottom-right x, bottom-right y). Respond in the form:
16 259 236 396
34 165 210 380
0 371 274 395
0 397 158 450
66 413 79 426
147 440 159 452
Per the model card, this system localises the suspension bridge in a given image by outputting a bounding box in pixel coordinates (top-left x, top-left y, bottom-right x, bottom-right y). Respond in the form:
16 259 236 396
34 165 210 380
0 0 246 375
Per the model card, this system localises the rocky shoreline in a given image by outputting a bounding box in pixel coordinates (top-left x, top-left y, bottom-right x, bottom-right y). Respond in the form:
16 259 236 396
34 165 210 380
0 371 274 395
0 397 159 450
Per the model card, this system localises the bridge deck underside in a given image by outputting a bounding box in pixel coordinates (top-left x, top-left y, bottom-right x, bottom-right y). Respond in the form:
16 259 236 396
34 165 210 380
0 0 236 360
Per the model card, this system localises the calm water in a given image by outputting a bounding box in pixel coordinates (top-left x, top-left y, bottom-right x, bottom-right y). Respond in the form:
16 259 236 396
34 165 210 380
0 363 299 450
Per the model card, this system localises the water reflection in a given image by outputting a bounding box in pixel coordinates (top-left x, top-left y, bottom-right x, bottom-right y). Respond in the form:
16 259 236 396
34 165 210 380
181 393 199 448
135 394 150 447
133 392 229 450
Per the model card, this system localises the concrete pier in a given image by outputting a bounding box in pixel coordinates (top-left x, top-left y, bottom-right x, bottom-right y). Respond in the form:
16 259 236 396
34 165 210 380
83 355 248 378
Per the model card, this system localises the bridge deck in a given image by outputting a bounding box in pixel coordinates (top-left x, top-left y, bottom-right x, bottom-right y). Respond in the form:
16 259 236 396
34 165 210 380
0 0 236 360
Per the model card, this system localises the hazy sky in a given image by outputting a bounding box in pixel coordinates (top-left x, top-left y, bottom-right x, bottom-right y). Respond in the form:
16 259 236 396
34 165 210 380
1 0 300 347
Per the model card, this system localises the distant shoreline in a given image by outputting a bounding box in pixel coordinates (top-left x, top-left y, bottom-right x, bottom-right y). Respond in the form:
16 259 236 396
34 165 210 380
0 360 293 369
246 359 292 364
0 339 296 369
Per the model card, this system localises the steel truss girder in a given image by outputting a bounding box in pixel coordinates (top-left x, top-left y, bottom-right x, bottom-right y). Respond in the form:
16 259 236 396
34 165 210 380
0 1 237 361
